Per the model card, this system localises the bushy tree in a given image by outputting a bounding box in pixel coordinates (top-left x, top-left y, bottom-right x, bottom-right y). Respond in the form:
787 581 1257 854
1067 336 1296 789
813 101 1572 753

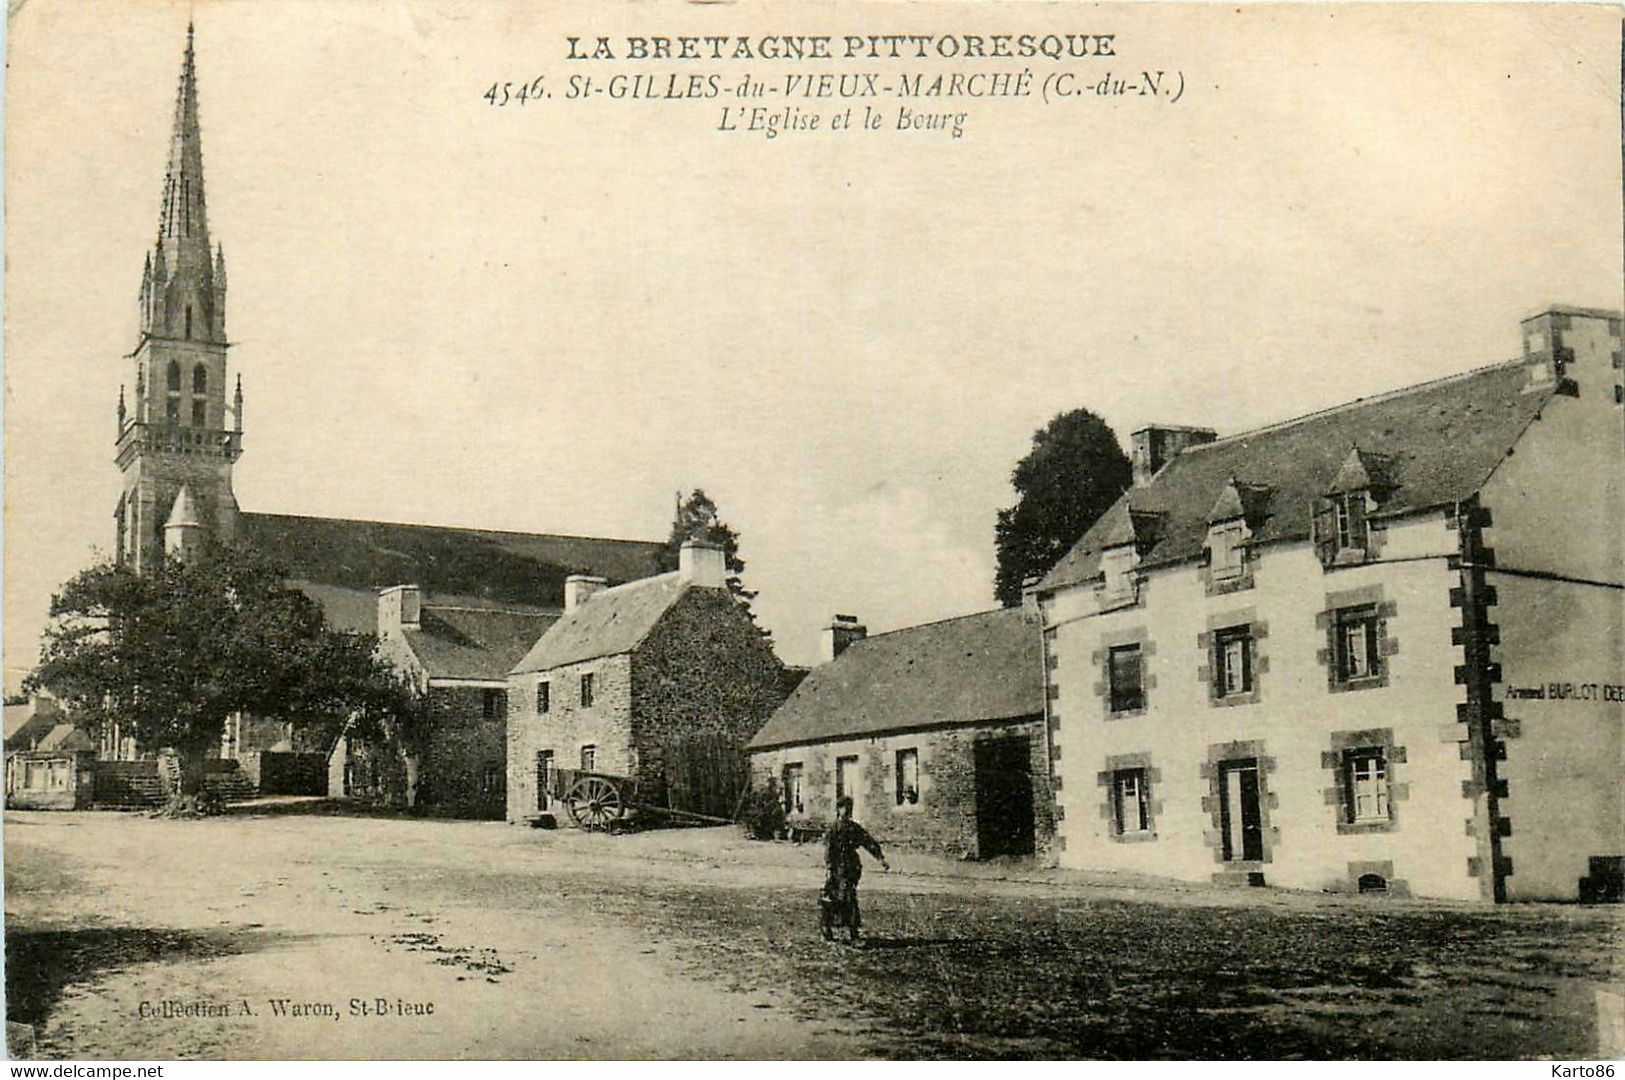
994 409 1133 607
658 489 769 640
27 544 417 811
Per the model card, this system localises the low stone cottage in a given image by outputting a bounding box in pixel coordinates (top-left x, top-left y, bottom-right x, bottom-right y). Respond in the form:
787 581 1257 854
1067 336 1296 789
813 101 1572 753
506 540 787 825
6 722 97 810
747 607 1053 860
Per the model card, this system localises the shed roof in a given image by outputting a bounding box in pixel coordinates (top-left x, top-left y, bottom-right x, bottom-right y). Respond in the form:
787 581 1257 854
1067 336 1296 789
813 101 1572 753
1040 361 1553 591
747 607 1044 750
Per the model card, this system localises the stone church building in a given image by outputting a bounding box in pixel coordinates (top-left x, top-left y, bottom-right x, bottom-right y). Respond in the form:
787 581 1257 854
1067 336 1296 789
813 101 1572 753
103 28 666 809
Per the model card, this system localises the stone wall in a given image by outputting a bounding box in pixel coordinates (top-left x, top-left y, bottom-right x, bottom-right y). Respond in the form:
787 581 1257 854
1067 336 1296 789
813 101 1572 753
750 718 1052 860
419 685 507 819
507 655 634 822
630 588 787 815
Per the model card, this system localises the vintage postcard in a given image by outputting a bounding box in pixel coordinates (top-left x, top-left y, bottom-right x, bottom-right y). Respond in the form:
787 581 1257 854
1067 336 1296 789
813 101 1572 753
3 0 1621 1063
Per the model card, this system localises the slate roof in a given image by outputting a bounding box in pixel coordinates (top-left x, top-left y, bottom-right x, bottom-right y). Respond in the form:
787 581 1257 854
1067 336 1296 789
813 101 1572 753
33 724 95 753
4 703 61 751
1040 361 1553 591
405 605 559 682
239 513 665 611
510 572 688 675
747 607 1044 751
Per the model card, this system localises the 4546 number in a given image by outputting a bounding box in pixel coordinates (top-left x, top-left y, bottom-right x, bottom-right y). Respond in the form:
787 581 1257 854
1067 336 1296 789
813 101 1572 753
484 77 547 106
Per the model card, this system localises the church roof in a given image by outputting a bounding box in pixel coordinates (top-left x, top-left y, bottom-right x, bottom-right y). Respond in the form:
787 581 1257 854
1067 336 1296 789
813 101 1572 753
239 512 665 613
1039 360 1554 591
510 572 687 675
747 607 1044 751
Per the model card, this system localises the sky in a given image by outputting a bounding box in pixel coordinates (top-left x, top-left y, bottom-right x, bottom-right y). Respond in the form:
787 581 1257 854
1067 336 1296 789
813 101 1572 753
4 1 1621 682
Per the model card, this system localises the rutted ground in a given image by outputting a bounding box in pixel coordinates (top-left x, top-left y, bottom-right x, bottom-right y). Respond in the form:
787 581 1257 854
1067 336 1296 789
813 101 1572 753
4 806 1620 1059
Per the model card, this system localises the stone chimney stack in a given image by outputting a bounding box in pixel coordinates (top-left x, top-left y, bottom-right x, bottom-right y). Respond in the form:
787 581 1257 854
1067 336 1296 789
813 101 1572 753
378 584 422 632
679 539 727 589
1130 425 1218 488
1520 306 1622 397
820 614 867 664
564 574 609 613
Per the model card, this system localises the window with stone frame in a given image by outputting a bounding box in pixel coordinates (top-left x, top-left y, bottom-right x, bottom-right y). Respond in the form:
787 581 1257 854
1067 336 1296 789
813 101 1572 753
1214 625 1255 698
482 763 501 795
894 748 920 806
482 689 503 720
580 744 596 772
535 680 550 715
1112 768 1151 835
1333 605 1382 683
580 672 595 708
1108 644 1145 713
1343 748 1390 824
781 762 804 815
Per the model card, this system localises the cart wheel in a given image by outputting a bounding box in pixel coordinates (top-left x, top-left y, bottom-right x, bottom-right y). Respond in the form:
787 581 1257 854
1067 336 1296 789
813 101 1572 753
565 776 624 829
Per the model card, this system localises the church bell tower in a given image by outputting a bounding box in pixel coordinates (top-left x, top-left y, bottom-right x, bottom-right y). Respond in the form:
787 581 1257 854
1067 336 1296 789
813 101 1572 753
115 24 241 573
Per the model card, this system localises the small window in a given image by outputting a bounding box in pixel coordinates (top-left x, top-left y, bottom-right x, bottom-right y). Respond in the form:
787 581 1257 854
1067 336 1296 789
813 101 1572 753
165 361 182 423
894 748 920 806
1215 626 1254 697
193 364 208 394
482 764 501 795
782 763 804 815
1335 606 1381 683
482 689 503 719
580 744 596 772
1344 749 1389 823
1108 644 1144 713
191 399 206 427
536 680 550 715
1316 492 1370 564
1113 769 1150 834
580 673 595 708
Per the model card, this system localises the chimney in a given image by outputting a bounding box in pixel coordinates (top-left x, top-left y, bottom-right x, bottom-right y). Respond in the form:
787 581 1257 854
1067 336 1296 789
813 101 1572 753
1130 425 1217 488
679 539 727 589
820 614 867 663
1520 305 1621 397
378 585 421 632
564 574 609 613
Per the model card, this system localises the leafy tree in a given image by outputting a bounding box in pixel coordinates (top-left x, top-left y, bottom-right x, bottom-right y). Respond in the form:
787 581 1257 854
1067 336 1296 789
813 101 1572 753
26 544 417 811
994 409 1133 607
658 489 769 640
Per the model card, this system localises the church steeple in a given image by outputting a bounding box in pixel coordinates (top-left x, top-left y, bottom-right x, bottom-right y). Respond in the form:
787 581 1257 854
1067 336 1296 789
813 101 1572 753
118 23 241 575
143 22 224 345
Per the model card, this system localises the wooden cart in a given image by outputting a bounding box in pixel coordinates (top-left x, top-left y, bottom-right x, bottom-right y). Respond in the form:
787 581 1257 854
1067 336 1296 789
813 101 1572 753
547 767 735 830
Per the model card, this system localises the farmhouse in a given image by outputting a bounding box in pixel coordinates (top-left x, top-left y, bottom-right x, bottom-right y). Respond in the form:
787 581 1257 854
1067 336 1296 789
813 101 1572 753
1031 306 1623 902
748 607 1052 860
506 540 786 826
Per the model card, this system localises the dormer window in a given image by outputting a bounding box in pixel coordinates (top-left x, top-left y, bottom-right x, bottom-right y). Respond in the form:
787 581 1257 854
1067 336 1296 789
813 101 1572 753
1101 546 1137 602
1315 491 1370 565
1209 522 1246 580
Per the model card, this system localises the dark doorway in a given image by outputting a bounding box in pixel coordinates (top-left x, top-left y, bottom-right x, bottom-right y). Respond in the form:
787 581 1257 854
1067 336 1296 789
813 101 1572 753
974 736 1035 858
1219 759 1264 861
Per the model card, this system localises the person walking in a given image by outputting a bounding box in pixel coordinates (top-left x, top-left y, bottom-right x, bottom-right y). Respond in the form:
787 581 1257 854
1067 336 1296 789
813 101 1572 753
821 796 888 945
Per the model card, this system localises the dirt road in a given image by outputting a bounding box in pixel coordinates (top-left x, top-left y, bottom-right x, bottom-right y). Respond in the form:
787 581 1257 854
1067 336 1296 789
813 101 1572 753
5 806 1621 1059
